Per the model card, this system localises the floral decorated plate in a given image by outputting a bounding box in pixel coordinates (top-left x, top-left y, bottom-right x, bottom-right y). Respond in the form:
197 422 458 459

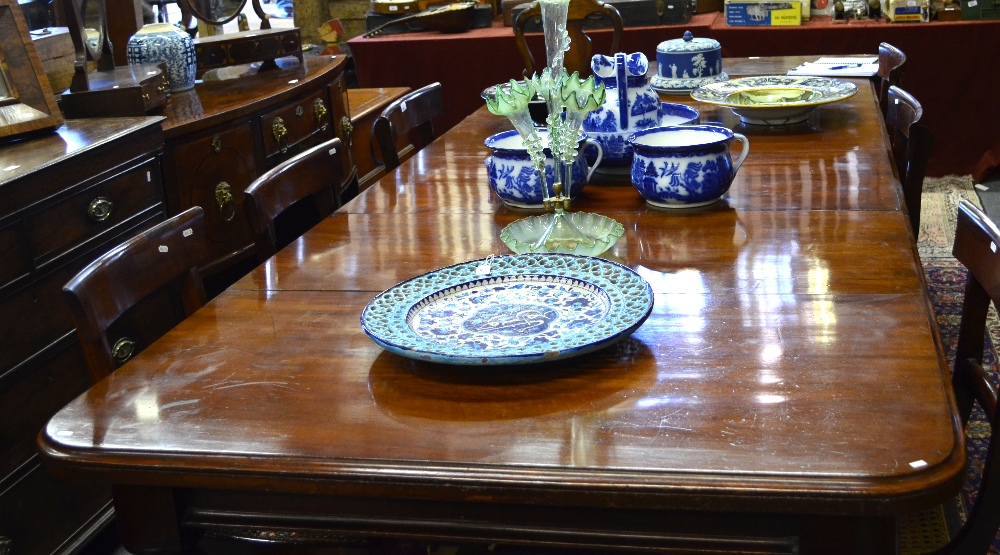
361 254 653 365
690 75 858 125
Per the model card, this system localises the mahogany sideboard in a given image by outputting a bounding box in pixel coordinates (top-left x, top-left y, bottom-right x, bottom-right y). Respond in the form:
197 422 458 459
0 117 166 555
157 54 356 287
347 86 412 192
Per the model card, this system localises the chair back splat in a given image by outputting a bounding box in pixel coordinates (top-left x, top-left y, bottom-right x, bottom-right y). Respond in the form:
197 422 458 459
371 82 444 174
62 207 208 383
875 42 906 121
513 0 623 78
886 86 932 239
244 137 346 261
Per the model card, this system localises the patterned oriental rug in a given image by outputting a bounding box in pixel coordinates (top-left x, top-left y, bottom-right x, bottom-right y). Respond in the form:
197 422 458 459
918 175 1000 553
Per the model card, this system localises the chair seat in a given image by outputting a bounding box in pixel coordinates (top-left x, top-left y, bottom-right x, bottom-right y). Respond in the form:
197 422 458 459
897 495 967 555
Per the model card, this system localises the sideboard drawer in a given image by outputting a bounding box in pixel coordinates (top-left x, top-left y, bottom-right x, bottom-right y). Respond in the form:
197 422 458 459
170 123 257 273
0 222 29 291
26 158 162 268
259 90 333 159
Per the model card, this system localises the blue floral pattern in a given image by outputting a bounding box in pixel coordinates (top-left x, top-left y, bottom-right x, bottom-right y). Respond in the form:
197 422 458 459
361 254 655 365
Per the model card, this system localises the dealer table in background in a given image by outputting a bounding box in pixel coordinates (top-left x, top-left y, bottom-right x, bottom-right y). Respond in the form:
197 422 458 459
348 13 1000 181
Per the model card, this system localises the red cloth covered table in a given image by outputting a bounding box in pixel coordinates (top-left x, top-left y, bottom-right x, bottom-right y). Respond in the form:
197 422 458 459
348 14 1000 180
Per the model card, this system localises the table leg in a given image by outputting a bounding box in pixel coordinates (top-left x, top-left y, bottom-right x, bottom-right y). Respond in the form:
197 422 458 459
113 485 187 554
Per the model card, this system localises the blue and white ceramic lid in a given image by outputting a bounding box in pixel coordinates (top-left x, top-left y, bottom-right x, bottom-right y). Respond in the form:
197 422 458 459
656 31 721 55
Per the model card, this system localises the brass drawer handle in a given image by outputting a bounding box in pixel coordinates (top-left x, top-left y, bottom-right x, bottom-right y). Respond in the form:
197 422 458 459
215 182 235 222
272 117 288 152
340 115 353 139
211 135 222 153
313 98 328 128
87 197 113 222
111 337 136 365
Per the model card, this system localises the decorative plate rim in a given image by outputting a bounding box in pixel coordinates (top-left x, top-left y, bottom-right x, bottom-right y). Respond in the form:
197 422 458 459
690 75 858 108
650 71 729 94
360 253 653 365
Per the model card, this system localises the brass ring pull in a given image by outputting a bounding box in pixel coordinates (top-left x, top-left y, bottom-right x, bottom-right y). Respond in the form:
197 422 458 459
313 99 328 128
211 135 222 153
87 197 113 222
215 182 235 222
111 337 137 365
272 117 288 152
340 115 353 139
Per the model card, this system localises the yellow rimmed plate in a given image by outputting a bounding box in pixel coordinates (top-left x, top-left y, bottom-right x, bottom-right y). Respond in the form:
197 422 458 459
691 75 858 126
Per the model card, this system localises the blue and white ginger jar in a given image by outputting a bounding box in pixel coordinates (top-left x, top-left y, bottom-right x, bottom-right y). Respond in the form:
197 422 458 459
126 23 197 92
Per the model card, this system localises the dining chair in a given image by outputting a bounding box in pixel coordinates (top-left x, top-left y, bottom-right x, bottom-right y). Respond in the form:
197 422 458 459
371 82 443 174
874 42 906 122
62 207 208 384
897 199 1000 555
885 85 933 239
243 137 346 261
513 0 623 77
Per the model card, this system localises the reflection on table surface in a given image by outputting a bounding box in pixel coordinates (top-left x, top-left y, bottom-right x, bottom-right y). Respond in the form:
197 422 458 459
40 66 962 554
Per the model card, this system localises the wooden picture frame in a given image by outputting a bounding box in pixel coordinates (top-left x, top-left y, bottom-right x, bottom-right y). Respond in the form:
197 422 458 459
0 0 62 141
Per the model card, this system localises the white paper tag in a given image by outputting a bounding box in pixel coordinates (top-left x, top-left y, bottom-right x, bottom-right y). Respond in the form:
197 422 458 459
475 254 495 276
909 460 928 469
968 0 977 6
183 228 194 237
401 101 408 112
991 242 996 253
328 147 338 155
159 246 169 253
146 171 151 182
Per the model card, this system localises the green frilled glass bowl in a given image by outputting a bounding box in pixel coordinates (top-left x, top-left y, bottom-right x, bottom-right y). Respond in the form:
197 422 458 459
500 212 624 257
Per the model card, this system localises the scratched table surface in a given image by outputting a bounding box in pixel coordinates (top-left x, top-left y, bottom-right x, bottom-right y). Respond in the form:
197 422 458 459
39 59 963 554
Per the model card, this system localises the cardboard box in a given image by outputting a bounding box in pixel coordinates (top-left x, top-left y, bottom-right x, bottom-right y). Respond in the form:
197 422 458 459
725 0 803 24
886 0 929 20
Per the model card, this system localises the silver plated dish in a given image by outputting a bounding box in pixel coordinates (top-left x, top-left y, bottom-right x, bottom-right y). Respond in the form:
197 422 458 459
690 75 858 125
361 254 653 365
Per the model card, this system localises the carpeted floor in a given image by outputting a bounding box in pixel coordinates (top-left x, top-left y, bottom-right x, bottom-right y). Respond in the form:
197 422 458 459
919 175 1000 554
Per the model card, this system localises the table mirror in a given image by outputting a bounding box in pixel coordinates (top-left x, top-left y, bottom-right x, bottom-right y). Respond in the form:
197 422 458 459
58 0 169 117
179 0 303 75
0 0 62 140
63 0 114 91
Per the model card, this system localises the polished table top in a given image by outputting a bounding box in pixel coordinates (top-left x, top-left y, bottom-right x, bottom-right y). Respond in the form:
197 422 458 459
39 60 964 553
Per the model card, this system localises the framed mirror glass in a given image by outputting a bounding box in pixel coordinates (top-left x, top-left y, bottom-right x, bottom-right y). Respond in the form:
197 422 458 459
185 0 247 25
80 0 104 61
0 0 63 140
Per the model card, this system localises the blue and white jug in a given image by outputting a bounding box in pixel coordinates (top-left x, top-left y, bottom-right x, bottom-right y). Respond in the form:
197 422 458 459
582 52 663 174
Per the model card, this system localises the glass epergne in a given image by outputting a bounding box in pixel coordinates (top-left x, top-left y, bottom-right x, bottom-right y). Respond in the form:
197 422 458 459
486 0 623 256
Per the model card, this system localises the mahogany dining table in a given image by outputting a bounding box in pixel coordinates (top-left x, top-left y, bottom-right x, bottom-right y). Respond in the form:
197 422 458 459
38 59 965 554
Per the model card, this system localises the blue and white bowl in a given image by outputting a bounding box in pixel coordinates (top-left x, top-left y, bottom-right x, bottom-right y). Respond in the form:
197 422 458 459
126 23 197 92
484 129 603 209
584 102 699 175
627 125 750 209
